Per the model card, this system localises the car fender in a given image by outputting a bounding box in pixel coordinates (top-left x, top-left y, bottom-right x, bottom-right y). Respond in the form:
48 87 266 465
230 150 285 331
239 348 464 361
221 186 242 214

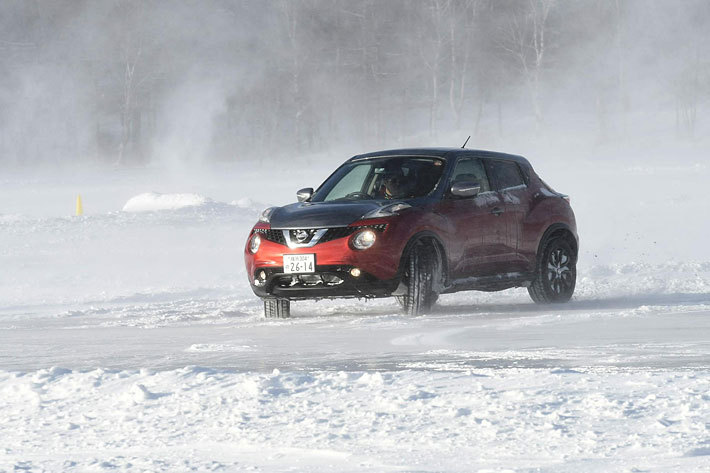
528 219 578 272
522 197 577 262
396 229 449 283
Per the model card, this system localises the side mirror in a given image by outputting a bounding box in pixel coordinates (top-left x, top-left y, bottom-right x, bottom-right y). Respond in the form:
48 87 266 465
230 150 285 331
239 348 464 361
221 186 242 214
296 187 314 202
450 181 481 198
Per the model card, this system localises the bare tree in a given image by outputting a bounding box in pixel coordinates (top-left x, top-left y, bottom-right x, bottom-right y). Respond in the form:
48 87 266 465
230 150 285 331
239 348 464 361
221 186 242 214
418 0 451 137
611 0 629 138
113 1 160 164
118 35 141 164
448 0 481 130
673 49 707 140
277 0 319 152
499 0 555 131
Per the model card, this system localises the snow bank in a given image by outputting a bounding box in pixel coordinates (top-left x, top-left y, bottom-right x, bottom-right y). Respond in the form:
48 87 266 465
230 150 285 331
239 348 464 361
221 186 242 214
122 192 212 212
577 261 710 298
1 367 708 472
230 196 257 209
0 213 25 224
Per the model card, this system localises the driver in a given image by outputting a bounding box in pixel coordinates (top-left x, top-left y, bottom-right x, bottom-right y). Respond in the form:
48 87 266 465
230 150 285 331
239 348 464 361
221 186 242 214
380 163 414 199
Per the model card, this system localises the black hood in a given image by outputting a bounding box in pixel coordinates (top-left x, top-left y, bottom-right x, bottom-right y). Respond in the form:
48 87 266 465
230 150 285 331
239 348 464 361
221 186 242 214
269 201 385 228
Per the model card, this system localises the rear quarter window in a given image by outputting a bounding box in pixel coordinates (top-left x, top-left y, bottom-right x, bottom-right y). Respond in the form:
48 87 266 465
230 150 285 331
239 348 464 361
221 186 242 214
485 159 526 190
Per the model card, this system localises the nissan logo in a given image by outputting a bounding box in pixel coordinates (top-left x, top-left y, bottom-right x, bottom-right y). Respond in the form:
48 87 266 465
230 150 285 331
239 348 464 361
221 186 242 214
295 229 309 243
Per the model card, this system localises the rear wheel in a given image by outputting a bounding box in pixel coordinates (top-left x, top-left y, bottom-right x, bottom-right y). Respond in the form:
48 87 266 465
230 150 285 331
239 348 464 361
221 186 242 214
264 298 290 318
528 236 576 303
400 244 440 315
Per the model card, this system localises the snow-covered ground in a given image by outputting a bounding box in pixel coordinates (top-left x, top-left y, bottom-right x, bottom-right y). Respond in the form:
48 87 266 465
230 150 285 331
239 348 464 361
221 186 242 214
1 158 709 472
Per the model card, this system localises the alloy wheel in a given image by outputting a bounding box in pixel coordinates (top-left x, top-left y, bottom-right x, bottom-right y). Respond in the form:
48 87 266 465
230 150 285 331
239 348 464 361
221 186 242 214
546 247 573 295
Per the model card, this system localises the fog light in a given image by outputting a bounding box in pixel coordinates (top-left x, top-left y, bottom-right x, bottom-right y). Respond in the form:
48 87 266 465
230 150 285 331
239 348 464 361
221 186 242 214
254 269 267 286
350 268 361 277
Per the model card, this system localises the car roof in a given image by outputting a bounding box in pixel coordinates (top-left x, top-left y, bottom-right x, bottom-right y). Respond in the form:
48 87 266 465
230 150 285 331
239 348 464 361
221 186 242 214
348 147 531 167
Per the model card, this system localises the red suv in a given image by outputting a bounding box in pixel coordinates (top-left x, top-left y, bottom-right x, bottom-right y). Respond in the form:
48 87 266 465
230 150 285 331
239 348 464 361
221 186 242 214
245 148 578 318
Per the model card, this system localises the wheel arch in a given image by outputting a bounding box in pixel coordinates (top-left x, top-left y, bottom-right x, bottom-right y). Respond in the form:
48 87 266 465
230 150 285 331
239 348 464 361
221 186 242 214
536 223 578 262
398 231 449 282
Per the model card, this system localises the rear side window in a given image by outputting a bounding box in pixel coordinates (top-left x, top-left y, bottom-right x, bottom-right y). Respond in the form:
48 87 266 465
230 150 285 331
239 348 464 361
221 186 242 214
485 159 525 190
450 158 491 192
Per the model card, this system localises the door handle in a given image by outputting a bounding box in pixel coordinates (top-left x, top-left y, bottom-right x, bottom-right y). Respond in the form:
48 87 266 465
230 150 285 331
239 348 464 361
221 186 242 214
491 207 504 216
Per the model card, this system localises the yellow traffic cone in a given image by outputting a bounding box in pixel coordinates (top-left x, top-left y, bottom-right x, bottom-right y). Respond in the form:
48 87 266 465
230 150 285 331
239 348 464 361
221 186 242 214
75 194 83 216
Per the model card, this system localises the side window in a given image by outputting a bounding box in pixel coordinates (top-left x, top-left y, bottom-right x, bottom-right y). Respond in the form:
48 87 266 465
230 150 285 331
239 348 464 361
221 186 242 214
485 160 525 191
450 158 490 193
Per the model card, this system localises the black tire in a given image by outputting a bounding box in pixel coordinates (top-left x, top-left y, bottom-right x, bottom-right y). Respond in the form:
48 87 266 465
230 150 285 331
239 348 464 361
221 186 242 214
264 298 290 318
395 295 406 309
528 236 576 304
400 244 440 315
395 293 438 309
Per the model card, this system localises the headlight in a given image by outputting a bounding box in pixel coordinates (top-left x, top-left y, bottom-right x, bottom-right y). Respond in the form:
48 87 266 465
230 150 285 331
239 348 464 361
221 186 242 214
259 207 276 223
362 202 411 219
352 229 376 250
249 233 261 253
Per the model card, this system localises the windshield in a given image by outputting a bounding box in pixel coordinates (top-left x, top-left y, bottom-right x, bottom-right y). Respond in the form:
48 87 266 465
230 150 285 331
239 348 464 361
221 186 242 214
311 157 446 202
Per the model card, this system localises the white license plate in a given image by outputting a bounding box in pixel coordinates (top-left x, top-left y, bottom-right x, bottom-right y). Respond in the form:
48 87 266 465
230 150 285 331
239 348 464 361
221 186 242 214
283 254 315 274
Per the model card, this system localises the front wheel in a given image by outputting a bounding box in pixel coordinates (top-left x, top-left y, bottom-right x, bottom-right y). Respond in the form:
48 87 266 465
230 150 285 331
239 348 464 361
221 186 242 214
264 298 290 318
400 244 440 316
528 236 576 304
395 292 438 310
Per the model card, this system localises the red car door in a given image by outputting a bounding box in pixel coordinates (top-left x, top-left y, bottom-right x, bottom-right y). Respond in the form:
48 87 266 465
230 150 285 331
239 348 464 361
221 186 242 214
437 157 509 278
484 159 531 273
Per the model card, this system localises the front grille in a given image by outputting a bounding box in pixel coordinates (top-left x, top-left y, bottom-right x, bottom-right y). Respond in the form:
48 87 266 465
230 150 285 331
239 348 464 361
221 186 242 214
363 223 388 232
273 272 346 288
287 228 319 245
254 228 286 245
280 273 345 287
321 224 388 244
320 227 355 243
256 224 387 247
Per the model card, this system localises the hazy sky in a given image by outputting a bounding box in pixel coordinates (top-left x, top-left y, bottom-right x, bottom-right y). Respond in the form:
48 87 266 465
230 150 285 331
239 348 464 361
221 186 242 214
0 0 708 167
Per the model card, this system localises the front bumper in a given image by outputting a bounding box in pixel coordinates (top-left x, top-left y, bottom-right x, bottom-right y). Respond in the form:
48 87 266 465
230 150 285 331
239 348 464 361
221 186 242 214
245 220 407 300
249 265 401 300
